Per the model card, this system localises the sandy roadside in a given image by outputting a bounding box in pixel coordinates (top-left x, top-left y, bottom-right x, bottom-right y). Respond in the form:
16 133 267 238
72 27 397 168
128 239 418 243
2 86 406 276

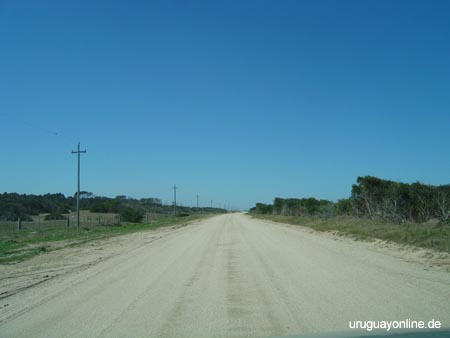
0 222 192 301
255 217 450 273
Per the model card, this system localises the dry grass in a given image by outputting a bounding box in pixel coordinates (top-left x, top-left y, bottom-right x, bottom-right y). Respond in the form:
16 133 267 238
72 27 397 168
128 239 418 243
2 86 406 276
0 214 209 264
251 214 450 253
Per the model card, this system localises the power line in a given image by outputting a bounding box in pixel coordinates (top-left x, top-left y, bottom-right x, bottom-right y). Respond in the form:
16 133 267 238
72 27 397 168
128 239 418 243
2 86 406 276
72 142 87 228
1 112 77 144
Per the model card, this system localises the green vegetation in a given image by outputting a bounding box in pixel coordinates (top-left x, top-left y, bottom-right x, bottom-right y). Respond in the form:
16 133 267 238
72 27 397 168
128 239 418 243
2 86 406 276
249 176 450 253
0 214 208 264
251 214 450 253
250 176 450 224
252 198 334 217
0 192 226 222
349 176 450 223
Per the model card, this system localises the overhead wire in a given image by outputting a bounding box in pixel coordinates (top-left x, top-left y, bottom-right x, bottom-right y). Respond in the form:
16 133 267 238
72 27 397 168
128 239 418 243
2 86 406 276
0 112 79 146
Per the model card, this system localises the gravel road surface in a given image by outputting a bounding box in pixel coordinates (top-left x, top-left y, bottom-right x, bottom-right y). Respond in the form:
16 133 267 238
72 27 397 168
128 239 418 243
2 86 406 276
1 213 449 338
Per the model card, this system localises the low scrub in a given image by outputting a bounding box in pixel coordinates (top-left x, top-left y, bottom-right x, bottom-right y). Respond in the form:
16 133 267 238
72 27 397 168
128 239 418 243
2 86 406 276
251 214 450 253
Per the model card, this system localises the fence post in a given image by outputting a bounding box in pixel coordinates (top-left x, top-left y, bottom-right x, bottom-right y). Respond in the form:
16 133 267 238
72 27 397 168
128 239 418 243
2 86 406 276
66 216 70 228
98 216 101 226
17 217 22 231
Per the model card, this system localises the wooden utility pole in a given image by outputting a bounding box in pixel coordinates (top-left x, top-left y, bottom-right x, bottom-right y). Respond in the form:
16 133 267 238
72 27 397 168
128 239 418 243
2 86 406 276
72 142 87 228
173 184 178 215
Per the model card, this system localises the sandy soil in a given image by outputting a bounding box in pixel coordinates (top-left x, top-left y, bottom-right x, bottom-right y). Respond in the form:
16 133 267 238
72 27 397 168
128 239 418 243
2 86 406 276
0 213 449 338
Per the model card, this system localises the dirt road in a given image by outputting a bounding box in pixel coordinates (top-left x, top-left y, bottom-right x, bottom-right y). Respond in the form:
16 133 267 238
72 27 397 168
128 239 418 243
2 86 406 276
1 213 449 338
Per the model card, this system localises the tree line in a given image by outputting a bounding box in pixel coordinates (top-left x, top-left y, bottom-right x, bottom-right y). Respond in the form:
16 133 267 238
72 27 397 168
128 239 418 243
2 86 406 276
0 192 225 222
251 198 334 217
250 176 450 224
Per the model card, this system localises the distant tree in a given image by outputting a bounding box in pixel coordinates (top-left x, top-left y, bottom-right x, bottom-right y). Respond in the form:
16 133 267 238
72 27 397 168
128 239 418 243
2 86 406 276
265 197 334 217
140 198 162 206
253 203 273 214
335 199 353 215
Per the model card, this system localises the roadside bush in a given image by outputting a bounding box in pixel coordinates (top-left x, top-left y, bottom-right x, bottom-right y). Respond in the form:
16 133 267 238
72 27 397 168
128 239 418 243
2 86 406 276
119 207 144 223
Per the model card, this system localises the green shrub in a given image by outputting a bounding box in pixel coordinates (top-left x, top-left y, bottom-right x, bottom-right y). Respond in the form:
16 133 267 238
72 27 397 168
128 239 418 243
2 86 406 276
119 207 144 223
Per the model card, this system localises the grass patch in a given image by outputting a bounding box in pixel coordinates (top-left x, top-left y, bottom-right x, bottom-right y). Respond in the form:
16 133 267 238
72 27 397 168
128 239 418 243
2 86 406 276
251 214 450 253
0 214 209 264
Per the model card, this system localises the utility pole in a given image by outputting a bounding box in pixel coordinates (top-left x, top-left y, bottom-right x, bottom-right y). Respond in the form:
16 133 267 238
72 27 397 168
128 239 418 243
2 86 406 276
211 200 213 208
173 184 177 215
72 142 86 228
196 194 199 208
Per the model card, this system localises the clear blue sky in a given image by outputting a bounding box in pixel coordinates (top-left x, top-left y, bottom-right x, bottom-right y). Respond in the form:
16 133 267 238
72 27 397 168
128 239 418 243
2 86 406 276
1 0 449 210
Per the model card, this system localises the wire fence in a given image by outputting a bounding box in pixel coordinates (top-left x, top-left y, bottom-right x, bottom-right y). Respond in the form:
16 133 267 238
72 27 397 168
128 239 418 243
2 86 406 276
0 214 121 234
0 209 218 236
